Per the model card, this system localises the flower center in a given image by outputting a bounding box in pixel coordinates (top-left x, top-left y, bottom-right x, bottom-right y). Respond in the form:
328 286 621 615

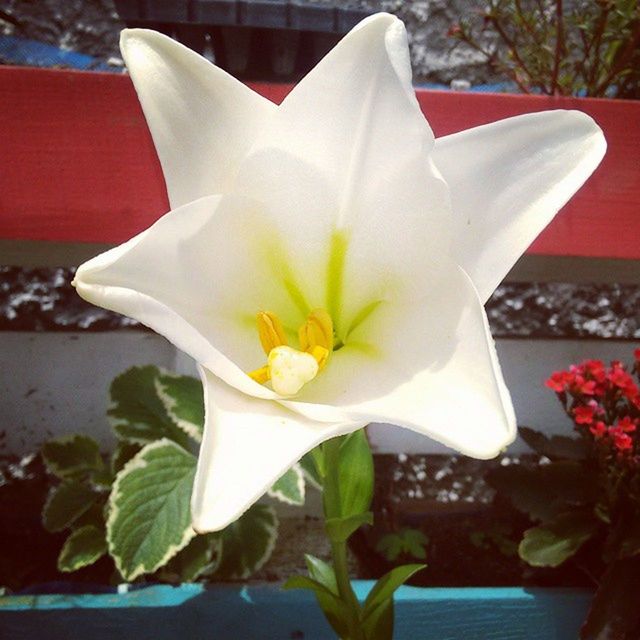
248 309 333 396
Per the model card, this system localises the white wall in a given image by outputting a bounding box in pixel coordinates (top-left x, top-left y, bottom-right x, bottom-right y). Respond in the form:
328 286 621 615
0 332 178 453
0 332 636 455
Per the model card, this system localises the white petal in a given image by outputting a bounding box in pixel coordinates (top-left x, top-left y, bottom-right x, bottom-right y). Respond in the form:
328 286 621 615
273 12 435 210
234 12 452 334
74 194 297 401
191 367 363 532
120 29 275 209
283 263 516 458
433 110 606 302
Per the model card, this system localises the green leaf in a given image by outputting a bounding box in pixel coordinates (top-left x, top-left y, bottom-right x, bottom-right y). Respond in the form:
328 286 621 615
73 501 107 530
91 466 113 489
488 465 556 521
108 366 188 446
156 372 204 442
267 464 305 506
338 429 374 517
215 504 278 579
43 481 98 533
581 558 640 640
58 525 107 572
299 451 323 490
283 574 333 595
487 461 596 522
41 434 103 479
283 575 350 639
362 564 425 621
362 597 394 640
403 529 429 559
111 441 141 474
304 554 337 594
519 426 588 461
107 439 197 581
325 512 373 543
519 511 598 568
376 535 404 561
376 529 429 562
163 534 221 582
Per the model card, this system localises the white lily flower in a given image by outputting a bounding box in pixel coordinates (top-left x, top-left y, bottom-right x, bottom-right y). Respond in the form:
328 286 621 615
73 13 606 532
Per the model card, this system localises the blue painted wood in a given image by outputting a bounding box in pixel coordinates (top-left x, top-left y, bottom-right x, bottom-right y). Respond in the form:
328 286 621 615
0 583 591 639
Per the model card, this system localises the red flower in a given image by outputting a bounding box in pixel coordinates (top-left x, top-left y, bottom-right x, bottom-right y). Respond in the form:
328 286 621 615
574 404 596 425
613 431 634 452
590 421 607 439
546 368 598 396
583 359 606 382
623 381 640 403
634 348 640 362
545 371 571 392
618 416 637 433
609 366 633 389
608 365 639 403
571 375 597 396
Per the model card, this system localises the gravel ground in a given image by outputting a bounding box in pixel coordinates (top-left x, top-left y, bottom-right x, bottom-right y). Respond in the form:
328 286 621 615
2 267 639 338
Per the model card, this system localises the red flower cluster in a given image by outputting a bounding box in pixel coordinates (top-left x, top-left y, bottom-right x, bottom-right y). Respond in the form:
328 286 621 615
546 352 640 457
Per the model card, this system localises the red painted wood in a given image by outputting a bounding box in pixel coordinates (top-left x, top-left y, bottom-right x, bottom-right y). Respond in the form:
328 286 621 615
415 91 639 260
1 66 638 260
0 67 169 245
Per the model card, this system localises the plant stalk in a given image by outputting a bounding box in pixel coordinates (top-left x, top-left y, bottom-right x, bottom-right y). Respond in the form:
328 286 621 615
322 437 365 640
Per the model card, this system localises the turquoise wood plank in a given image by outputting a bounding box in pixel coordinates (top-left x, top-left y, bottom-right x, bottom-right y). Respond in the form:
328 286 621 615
0 583 591 639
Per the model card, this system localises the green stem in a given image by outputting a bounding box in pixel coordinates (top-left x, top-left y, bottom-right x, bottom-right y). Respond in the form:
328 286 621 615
322 437 365 640
331 540 363 640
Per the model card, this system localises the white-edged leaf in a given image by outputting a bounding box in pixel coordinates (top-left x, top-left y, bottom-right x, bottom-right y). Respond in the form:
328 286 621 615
164 533 222 582
108 366 187 446
299 452 323 490
58 525 107 572
41 434 103 479
43 481 98 532
267 464 305 506
156 373 205 442
111 441 141 474
215 504 278 579
107 439 197 581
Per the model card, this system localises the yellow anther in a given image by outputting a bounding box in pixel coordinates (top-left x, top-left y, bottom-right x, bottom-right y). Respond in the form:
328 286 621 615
298 308 333 352
310 345 329 370
248 308 334 395
257 311 287 355
248 365 270 384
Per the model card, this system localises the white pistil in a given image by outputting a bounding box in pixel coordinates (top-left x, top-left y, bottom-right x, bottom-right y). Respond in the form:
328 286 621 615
268 346 319 396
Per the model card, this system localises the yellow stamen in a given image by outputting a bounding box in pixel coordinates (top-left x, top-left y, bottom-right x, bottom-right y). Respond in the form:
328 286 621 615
247 308 334 395
248 365 270 384
310 345 329 370
257 310 288 355
298 308 333 352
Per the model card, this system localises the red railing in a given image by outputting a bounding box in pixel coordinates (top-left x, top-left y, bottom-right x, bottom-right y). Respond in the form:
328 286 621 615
1 66 638 259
